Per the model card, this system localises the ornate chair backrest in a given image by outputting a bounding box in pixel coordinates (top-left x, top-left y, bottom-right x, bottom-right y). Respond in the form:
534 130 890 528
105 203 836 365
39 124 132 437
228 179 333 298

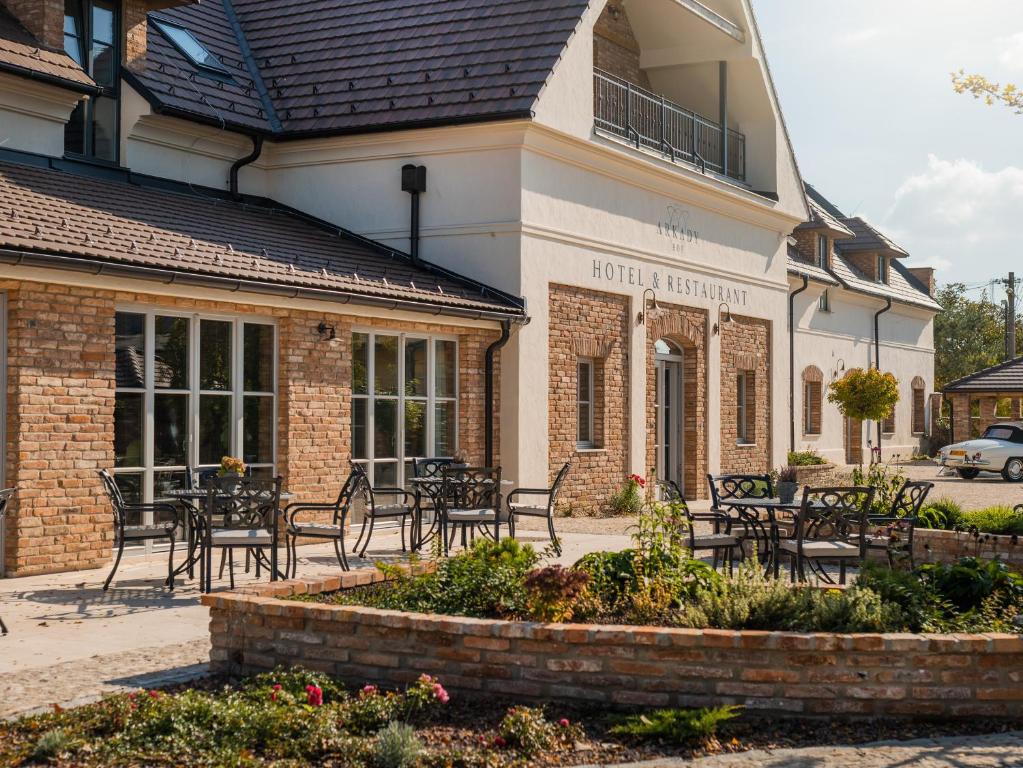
888 480 933 520
412 457 454 479
206 475 282 533
333 468 363 526
707 473 774 508
548 462 572 510
796 486 873 553
441 466 501 512
98 469 126 527
657 479 696 549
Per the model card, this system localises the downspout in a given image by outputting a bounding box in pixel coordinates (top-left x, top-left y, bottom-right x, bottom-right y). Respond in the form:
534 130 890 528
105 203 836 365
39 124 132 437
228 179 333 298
873 297 893 457
484 320 512 467
788 275 809 455
229 136 263 199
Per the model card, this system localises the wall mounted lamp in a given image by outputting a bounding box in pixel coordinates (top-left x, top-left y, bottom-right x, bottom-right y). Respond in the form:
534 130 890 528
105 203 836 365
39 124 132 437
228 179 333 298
712 302 732 335
637 288 663 326
316 321 336 341
832 358 846 380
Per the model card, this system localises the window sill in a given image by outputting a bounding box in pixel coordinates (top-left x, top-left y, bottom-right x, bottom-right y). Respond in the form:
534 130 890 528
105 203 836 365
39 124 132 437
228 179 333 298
575 446 607 454
735 441 757 448
802 433 821 438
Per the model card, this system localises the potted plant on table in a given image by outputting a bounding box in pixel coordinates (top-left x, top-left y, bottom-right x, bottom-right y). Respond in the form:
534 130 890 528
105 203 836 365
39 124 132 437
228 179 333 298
219 456 247 477
776 466 799 504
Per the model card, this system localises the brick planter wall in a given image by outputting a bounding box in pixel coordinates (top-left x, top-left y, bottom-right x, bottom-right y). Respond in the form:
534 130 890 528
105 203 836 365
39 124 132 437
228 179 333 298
204 570 1023 719
914 528 1023 568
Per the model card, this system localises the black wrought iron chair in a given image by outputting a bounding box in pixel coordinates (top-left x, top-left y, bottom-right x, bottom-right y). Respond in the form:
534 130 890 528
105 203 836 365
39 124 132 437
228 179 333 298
660 479 743 573
506 462 571 554
0 487 13 635
706 473 774 565
410 457 456 549
775 485 874 584
350 463 414 557
440 466 504 554
201 475 282 592
98 470 180 591
186 466 254 580
284 467 362 576
865 480 933 568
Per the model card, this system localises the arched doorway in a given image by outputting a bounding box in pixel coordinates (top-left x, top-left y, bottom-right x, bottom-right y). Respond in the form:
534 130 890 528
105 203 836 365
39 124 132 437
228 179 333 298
654 338 685 492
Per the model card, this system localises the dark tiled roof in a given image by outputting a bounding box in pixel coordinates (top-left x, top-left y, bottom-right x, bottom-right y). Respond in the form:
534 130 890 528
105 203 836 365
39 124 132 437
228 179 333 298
828 252 941 311
944 357 1023 393
787 241 838 285
0 4 95 91
794 195 854 239
837 217 910 258
128 0 590 137
0 153 524 317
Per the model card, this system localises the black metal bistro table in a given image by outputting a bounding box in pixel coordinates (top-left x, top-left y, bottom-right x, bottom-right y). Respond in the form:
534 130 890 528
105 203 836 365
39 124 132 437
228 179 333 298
717 497 810 571
166 487 295 586
407 477 515 552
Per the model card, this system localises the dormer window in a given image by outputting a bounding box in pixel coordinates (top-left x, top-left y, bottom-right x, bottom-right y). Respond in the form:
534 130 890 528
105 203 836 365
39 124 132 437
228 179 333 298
63 0 120 162
877 254 889 284
152 18 232 79
816 234 828 268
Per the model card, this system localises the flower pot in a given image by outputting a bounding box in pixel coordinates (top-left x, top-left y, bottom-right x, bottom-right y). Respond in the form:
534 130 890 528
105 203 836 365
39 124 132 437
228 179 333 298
777 481 799 504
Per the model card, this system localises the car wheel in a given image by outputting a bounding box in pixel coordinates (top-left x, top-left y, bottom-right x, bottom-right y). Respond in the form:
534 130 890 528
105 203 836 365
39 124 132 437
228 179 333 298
1002 458 1023 482
957 468 980 480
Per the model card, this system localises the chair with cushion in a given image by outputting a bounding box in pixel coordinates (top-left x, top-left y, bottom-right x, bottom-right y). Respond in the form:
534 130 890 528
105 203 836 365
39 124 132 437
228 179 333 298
202 475 282 592
350 463 414 557
99 470 180 591
440 466 504 554
775 485 874 584
284 468 362 576
506 461 571 554
660 479 743 573
865 480 933 568
410 458 455 549
706 473 774 565
0 487 13 634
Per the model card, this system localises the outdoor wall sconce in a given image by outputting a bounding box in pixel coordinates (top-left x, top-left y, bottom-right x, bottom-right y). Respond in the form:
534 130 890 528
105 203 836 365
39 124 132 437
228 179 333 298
832 358 846 380
637 288 663 326
316 321 336 341
712 302 732 334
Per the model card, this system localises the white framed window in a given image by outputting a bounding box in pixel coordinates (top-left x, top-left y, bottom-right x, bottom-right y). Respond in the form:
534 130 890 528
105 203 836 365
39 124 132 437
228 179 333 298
818 289 830 312
817 234 828 268
351 331 458 487
736 371 754 444
113 308 277 511
877 254 889 284
577 358 595 448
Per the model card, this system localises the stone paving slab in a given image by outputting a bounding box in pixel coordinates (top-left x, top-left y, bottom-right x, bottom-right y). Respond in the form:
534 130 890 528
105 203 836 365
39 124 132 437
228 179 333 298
596 731 1023 767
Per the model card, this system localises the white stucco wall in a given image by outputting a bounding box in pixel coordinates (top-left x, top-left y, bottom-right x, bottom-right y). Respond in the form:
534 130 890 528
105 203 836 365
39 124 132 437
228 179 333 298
0 73 82 157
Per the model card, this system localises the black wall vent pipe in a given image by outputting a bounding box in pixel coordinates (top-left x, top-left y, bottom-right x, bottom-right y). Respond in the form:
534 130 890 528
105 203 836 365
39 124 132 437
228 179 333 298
402 164 427 267
484 320 511 467
229 135 263 199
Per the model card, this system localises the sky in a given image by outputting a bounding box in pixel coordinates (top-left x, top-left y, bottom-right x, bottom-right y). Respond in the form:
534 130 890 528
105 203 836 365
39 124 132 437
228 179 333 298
754 0 1023 298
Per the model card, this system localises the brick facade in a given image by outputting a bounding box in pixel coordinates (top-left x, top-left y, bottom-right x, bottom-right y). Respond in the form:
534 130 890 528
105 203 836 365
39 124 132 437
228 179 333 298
548 284 629 514
593 3 651 89
719 315 771 475
4 0 64 49
2 279 501 576
206 572 1023 719
646 305 707 498
947 391 1023 443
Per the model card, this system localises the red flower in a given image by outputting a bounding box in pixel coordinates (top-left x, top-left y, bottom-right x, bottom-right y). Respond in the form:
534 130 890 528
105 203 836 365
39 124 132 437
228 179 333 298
270 684 282 702
305 684 323 707
493 736 507 748
559 718 570 727
148 691 160 699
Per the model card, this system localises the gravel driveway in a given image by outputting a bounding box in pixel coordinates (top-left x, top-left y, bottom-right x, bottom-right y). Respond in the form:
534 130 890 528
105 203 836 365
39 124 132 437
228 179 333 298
898 463 1023 510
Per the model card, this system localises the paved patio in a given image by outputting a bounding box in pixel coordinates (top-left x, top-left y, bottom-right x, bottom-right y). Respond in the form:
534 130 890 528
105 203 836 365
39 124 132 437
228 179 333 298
1 522 631 720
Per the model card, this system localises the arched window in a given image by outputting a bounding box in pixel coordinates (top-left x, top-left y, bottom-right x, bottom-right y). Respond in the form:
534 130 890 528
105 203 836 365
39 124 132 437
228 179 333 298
911 376 927 434
802 366 823 435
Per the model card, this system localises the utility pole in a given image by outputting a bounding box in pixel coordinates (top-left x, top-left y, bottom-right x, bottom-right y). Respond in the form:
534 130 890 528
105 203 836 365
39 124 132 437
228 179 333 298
1000 272 1017 360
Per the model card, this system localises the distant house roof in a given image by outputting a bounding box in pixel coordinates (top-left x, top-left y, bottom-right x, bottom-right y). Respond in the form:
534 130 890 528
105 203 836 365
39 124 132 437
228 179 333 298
0 4 96 92
786 241 839 285
828 252 941 311
127 0 590 138
944 357 1023 393
794 193 854 239
837 217 910 259
0 151 525 319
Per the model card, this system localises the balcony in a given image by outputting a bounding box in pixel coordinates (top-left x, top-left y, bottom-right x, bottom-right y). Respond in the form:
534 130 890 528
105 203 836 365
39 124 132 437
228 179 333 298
593 69 746 183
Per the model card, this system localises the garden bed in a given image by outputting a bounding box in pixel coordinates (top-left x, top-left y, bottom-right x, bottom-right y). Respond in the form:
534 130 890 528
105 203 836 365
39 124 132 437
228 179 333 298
204 565 1023 720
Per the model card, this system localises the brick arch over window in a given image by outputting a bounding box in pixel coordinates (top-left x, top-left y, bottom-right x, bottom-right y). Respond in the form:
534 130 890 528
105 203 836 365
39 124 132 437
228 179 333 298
911 376 926 390
646 304 708 498
802 366 823 436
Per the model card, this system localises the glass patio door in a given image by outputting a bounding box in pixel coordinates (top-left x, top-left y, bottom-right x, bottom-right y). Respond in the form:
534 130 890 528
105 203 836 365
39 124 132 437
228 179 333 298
654 339 685 493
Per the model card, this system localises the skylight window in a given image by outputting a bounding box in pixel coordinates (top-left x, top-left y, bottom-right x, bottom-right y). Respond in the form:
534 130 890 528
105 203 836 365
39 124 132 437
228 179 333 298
153 18 231 77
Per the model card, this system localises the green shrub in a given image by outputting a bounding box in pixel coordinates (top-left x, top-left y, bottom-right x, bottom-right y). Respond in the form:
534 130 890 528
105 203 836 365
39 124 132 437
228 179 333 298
31 729 70 763
918 497 964 530
918 556 1023 614
787 450 826 466
856 562 939 632
372 722 423 768
960 506 1023 535
607 474 646 516
609 706 741 745
522 565 590 622
495 706 581 757
572 549 640 609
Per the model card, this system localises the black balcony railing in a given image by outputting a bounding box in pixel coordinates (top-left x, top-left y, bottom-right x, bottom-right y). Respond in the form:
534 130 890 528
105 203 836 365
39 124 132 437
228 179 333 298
593 69 746 183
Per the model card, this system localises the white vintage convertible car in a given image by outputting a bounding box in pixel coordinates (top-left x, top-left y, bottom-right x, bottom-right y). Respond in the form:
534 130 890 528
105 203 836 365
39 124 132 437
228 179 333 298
937 421 1023 481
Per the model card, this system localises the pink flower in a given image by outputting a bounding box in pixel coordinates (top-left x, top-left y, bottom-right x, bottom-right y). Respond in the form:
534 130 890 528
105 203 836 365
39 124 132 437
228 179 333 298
148 691 160 699
127 693 137 701
432 683 449 704
559 718 570 727
305 684 323 707
361 684 377 696
418 674 434 684
270 684 282 702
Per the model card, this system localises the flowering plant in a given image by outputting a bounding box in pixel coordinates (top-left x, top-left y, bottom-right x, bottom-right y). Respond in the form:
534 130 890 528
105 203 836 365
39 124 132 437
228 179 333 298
607 473 646 516
494 705 583 756
219 456 246 476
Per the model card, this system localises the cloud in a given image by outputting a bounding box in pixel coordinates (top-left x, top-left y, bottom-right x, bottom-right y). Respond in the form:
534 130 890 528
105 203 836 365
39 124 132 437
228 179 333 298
882 155 1023 282
998 32 1023 72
